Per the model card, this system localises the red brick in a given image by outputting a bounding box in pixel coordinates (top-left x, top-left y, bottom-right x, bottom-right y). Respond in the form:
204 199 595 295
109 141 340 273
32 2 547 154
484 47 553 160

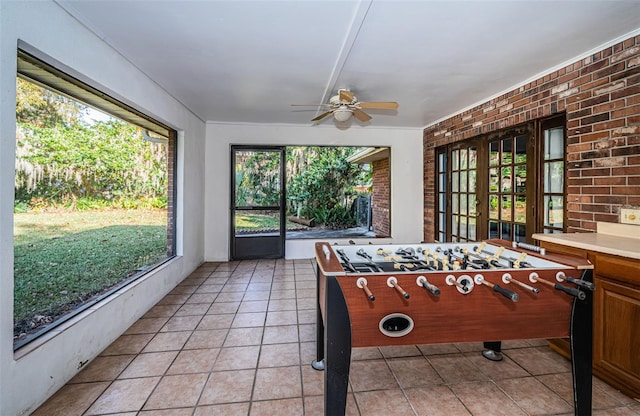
593 99 626 113
594 195 626 204
570 212 595 222
611 84 640 100
581 203 613 213
593 157 625 167
568 177 594 186
578 131 611 142
568 109 592 120
580 112 610 125
582 186 612 194
613 185 640 195
628 94 640 106
594 213 619 222
612 166 640 175
593 176 627 186
567 142 593 153
611 145 640 156
579 168 612 177
592 119 626 132
612 126 640 137
595 61 626 79
581 94 610 108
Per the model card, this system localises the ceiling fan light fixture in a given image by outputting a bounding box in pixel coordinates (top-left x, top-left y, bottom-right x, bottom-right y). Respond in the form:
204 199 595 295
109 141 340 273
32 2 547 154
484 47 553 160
333 105 353 122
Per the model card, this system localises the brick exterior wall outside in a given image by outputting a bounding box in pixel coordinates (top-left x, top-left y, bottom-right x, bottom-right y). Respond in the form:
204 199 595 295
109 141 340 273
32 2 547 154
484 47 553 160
423 34 640 242
372 158 391 236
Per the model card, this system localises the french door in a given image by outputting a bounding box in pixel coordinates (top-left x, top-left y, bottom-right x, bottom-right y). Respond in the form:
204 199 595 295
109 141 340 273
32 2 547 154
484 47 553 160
436 141 481 243
230 146 285 260
486 126 535 243
435 116 565 244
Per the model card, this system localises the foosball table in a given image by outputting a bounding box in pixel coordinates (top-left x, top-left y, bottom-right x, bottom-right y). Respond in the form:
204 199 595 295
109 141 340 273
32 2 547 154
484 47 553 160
312 239 595 416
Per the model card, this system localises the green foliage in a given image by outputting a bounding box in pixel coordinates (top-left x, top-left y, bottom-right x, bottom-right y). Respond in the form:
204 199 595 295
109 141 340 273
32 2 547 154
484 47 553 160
235 151 281 207
286 147 364 227
310 205 355 228
14 79 168 211
13 201 30 214
63 197 167 211
16 78 86 127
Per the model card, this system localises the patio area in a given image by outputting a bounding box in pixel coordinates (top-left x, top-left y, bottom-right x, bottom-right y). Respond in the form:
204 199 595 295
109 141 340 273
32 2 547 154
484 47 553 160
33 259 639 415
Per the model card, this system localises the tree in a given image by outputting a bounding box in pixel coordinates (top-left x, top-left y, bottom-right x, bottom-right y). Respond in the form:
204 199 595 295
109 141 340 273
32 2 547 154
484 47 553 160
15 78 168 210
16 78 86 127
286 147 365 227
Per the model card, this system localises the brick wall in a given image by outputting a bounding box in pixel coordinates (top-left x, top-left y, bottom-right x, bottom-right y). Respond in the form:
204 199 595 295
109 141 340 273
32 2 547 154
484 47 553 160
372 158 391 236
423 34 640 241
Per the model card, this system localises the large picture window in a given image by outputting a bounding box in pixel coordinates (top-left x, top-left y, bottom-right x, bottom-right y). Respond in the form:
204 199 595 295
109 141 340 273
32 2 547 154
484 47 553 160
436 115 565 243
13 50 176 349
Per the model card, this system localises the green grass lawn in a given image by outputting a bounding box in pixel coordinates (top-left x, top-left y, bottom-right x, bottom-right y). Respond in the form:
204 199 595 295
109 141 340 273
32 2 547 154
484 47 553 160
13 209 167 341
235 213 305 233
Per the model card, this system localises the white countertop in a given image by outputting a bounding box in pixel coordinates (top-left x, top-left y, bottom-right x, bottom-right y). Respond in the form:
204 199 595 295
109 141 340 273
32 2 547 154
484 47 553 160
532 223 640 260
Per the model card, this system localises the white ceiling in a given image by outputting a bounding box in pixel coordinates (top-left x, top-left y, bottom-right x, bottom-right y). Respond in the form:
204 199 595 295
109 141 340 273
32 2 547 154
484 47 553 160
58 0 640 129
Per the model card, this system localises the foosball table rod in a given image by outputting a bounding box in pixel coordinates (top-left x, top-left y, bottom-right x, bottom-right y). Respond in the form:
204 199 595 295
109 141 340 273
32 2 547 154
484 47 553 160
473 274 519 302
501 273 540 294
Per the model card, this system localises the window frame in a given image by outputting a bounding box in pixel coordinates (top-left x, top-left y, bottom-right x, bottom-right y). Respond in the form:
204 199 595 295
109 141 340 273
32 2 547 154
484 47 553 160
14 49 177 350
537 115 567 234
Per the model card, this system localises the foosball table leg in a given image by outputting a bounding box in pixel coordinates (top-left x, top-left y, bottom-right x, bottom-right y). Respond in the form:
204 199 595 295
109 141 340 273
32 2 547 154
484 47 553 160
323 275 352 416
570 268 594 416
312 265 325 371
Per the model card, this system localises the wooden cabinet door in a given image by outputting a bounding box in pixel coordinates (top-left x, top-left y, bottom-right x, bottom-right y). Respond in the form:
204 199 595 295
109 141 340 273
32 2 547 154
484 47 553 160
593 254 640 399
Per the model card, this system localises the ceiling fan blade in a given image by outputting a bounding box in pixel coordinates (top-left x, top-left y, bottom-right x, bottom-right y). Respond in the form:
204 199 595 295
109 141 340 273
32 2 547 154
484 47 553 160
357 101 399 110
291 104 333 107
311 110 334 122
339 89 355 102
353 109 372 122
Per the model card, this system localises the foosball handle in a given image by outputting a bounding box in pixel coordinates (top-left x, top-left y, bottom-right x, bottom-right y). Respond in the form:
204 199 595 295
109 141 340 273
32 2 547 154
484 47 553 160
416 276 440 297
554 283 586 300
492 284 519 302
567 276 596 291
356 277 375 301
387 276 410 299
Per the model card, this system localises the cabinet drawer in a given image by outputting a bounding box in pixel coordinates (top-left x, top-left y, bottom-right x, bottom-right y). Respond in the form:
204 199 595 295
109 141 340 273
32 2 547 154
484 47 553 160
595 254 640 286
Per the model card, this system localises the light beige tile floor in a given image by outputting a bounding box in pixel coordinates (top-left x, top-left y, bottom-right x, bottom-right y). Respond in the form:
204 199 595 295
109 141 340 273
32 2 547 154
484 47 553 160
33 259 640 416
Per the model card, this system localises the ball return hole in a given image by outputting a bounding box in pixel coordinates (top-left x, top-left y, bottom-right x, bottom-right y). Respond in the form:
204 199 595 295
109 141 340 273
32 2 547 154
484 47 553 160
379 313 414 337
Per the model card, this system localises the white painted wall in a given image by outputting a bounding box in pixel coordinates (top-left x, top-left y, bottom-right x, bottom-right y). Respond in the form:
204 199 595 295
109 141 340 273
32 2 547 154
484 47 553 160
0 2 206 414
205 123 424 261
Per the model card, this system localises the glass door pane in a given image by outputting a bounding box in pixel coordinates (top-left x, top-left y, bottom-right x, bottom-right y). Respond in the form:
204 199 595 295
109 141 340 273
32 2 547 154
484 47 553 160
436 150 447 242
487 134 528 242
449 145 478 242
541 125 565 233
231 147 285 259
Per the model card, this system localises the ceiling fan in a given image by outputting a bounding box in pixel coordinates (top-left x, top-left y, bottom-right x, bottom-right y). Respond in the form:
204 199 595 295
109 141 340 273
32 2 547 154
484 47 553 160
292 89 399 123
